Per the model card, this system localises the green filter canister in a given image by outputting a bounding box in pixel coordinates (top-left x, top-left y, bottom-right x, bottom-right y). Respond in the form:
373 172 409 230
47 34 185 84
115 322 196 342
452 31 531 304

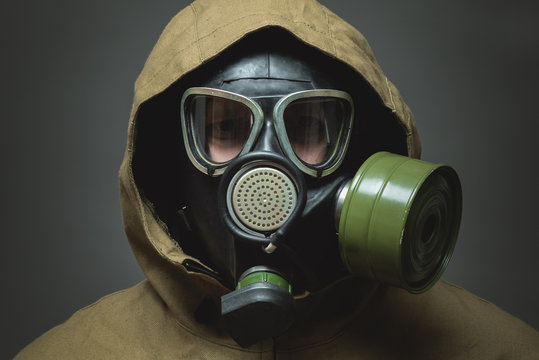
338 152 462 293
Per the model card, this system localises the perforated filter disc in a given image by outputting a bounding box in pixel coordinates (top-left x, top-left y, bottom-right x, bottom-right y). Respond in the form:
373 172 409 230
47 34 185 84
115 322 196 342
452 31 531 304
231 167 297 232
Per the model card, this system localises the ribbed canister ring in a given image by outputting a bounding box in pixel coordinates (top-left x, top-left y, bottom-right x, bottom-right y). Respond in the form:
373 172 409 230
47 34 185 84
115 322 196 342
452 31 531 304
231 167 297 232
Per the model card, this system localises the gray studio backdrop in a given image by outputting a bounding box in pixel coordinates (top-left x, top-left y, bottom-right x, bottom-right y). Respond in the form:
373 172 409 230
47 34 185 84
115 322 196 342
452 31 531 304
2 1 538 358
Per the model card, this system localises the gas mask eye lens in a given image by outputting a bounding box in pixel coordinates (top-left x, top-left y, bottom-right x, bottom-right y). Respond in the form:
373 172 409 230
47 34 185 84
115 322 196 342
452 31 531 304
182 88 352 177
188 94 254 163
283 97 350 166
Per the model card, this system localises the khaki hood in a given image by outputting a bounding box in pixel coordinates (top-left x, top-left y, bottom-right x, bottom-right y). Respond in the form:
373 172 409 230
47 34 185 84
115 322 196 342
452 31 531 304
119 0 421 347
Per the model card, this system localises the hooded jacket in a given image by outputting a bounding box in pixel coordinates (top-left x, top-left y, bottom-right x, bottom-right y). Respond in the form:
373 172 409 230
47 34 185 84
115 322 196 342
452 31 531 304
16 0 539 358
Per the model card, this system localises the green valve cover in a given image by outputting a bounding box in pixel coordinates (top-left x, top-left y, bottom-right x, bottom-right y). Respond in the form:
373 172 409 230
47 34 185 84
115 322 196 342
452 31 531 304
237 271 292 293
338 152 462 293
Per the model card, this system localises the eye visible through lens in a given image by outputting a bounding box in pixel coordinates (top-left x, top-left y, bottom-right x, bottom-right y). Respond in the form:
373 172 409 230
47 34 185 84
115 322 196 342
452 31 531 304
283 97 347 165
190 95 254 163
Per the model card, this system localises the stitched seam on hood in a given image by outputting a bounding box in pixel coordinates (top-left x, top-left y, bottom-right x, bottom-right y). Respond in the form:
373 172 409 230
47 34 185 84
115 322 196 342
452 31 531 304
385 76 397 113
136 13 337 92
197 13 333 44
190 3 203 62
322 5 337 56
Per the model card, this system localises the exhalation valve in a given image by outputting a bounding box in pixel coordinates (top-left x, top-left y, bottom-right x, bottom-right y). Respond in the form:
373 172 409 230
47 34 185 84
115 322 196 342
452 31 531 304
227 164 298 235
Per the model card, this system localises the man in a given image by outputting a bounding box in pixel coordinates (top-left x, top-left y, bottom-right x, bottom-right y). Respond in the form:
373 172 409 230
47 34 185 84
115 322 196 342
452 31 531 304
16 0 539 358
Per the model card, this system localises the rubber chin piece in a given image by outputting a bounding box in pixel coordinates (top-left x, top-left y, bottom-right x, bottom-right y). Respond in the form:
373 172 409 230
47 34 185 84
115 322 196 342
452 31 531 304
221 282 295 347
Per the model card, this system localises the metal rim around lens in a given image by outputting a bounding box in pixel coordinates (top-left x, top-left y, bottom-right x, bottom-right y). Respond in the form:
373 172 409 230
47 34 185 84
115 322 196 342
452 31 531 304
180 87 264 176
273 89 354 178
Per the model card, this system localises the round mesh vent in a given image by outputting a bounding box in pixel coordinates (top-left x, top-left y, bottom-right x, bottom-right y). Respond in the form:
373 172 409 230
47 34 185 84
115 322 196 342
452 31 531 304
231 167 297 232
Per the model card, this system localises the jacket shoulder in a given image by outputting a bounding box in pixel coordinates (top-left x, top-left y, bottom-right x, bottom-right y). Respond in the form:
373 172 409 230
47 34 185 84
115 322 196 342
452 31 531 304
373 280 539 359
14 281 269 360
14 281 166 360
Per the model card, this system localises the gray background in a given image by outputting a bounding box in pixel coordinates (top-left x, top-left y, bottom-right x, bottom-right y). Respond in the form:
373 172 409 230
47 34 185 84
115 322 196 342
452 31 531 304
2 1 538 358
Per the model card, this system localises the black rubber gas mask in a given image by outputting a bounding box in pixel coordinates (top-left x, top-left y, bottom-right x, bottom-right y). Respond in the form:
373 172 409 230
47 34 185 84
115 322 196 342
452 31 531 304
179 41 462 347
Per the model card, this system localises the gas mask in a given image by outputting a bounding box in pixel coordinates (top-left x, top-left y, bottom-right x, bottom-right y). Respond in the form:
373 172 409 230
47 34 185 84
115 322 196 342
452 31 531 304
178 37 462 347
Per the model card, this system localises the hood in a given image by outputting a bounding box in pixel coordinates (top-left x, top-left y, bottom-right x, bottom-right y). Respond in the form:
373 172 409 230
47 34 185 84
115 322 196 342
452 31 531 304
119 0 421 348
